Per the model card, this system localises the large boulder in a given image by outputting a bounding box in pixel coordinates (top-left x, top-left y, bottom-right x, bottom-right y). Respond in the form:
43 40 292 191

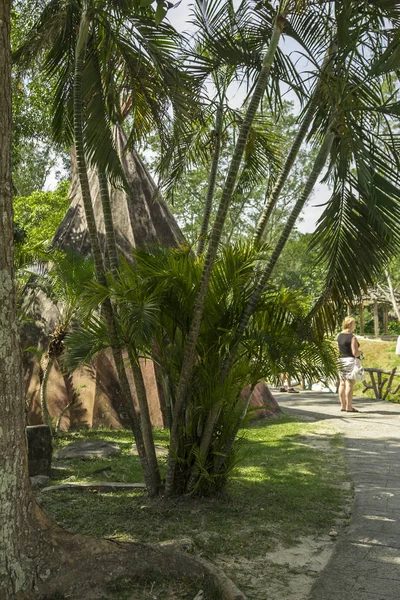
242 381 282 420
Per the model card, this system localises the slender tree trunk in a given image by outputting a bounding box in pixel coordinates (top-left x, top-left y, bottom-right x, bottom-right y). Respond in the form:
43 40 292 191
98 169 118 275
165 7 288 497
187 129 335 490
226 128 335 370
253 40 336 245
40 356 54 433
197 104 224 255
128 351 161 495
73 13 155 493
385 267 400 321
98 166 161 493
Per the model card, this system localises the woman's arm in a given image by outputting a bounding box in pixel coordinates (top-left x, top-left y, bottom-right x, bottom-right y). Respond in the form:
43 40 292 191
351 336 361 358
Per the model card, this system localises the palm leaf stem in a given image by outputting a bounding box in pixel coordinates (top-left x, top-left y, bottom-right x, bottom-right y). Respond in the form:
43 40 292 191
253 40 336 245
196 102 224 255
165 7 288 497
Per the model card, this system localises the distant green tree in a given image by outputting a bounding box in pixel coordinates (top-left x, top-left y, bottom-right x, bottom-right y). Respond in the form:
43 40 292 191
11 0 67 194
13 180 69 248
271 232 327 309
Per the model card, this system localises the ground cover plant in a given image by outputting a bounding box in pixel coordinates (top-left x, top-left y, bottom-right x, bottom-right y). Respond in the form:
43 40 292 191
39 415 351 599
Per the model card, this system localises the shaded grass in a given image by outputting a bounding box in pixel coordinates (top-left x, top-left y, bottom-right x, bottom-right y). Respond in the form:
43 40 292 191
42 416 350 560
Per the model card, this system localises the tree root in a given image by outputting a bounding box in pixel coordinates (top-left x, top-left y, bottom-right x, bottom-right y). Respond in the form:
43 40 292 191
31 506 247 600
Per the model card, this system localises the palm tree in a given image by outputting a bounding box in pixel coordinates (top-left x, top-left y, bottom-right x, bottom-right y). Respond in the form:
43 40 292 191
184 0 400 490
165 0 300 497
64 243 338 494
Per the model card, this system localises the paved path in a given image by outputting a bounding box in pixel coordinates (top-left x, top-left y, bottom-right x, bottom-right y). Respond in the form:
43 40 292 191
276 390 400 600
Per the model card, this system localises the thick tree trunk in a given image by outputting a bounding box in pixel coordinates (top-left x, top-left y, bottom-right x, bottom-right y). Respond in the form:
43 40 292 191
165 8 288 497
0 5 38 594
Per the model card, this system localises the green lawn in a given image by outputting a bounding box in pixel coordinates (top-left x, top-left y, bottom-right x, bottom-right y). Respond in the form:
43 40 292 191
39 416 351 599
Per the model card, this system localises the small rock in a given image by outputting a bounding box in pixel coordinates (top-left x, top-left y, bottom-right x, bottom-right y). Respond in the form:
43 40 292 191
130 443 168 457
158 537 194 552
38 568 51 581
329 530 338 538
193 591 204 600
55 440 121 460
30 475 50 490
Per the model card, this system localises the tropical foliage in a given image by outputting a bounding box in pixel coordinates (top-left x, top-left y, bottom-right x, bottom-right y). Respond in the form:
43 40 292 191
13 0 400 498
64 243 337 494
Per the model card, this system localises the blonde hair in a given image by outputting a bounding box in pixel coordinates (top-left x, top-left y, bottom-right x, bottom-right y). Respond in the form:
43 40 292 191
342 316 356 331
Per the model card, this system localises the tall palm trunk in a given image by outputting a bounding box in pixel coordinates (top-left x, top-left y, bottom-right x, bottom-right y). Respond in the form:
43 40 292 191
98 166 161 493
227 127 335 369
128 351 161 494
196 103 224 255
165 6 288 497
186 128 335 492
98 169 118 275
73 12 158 494
253 40 336 245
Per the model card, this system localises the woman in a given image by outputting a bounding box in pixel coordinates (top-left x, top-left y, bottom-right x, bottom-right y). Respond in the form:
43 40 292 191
337 317 361 413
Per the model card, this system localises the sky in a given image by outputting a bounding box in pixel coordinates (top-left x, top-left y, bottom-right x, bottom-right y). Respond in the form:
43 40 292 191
165 0 331 233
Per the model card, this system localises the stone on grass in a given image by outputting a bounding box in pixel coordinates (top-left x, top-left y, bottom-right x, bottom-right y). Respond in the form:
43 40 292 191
30 475 51 489
26 425 52 477
130 443 168 457
158 537 195 553
55 440 121 460
40 481 146 493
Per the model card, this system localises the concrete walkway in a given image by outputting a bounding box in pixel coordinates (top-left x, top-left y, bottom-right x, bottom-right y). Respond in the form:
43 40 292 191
276 390 400 600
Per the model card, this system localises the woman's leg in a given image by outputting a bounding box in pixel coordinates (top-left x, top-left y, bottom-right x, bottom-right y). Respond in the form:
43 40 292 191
345 380 356 411
339 379 346 410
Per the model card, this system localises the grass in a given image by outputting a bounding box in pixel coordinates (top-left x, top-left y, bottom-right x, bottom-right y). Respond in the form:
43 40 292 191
354 339 400 401
39 416 351 599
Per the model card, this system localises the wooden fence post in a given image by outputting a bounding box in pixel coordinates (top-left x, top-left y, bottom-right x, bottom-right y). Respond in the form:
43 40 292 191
374 300 379 338
359 302 364 335
383 303 388 336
